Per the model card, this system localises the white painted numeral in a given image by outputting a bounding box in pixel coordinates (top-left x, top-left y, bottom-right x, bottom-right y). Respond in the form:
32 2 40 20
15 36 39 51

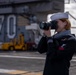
7 15 16 39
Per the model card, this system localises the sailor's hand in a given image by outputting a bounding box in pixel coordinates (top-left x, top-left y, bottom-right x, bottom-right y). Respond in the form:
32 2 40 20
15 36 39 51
43 27 51 37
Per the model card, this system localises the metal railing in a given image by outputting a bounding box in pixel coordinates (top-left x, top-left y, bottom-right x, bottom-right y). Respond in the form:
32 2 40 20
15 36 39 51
67 12 76 21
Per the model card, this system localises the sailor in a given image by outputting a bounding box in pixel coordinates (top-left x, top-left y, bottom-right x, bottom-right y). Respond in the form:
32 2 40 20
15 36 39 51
37 12 76 75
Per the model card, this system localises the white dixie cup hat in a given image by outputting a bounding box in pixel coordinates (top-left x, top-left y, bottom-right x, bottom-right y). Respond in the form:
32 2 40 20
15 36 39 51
51 12 69 21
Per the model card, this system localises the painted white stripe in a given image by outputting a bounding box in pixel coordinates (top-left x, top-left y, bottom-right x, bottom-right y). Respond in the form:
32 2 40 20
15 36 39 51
0 69 15 73
0 55 46 60
0 55 76 61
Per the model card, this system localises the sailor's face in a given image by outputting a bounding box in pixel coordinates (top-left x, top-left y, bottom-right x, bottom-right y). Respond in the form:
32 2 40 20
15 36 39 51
56 19 66 32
